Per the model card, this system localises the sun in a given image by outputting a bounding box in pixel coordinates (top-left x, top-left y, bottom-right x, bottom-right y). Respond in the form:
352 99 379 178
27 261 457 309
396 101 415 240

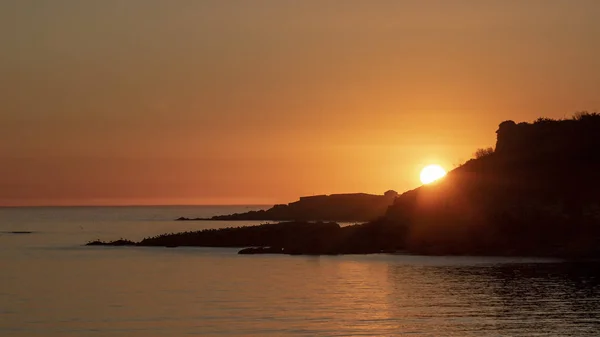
420 164 447 184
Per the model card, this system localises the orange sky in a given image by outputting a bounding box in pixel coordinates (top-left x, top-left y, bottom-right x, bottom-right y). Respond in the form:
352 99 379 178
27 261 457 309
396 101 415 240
1 0 599 206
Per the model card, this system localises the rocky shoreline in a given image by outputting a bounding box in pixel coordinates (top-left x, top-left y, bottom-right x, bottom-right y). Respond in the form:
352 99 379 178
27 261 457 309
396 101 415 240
86 220 406 255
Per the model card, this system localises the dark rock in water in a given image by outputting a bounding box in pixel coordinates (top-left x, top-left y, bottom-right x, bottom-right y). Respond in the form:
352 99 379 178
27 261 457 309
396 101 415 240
176 216 204 221
2 231 33 234
238 246 284 254
175 191 399 222
86 239 136 246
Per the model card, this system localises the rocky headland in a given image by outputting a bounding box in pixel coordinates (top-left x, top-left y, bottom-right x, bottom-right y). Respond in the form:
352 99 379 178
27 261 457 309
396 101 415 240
89 112 600 257
176 191 399 222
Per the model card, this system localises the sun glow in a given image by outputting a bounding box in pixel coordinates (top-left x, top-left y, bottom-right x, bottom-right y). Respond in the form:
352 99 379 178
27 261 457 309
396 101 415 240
420 165 447 184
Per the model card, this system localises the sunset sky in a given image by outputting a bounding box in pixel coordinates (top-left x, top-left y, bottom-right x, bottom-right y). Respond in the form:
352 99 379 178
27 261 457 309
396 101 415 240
1 0 599 206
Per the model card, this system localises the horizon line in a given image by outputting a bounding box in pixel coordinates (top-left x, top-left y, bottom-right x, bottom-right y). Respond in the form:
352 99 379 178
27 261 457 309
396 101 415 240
0 204 274 208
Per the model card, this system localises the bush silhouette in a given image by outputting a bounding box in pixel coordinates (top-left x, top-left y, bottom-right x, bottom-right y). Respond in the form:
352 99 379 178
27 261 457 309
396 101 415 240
474 147 494 159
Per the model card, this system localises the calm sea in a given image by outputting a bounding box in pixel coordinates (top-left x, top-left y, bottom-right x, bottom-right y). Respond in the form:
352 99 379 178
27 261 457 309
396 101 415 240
1 206 599 336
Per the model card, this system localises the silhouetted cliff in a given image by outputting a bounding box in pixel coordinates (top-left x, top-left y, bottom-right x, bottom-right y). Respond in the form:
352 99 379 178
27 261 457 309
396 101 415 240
495 114 600 156
384 112 600 257
177 190 398 222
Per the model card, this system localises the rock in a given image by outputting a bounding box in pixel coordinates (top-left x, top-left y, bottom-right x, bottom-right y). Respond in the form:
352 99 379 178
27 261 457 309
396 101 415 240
86 239 136 246
238 246 284 254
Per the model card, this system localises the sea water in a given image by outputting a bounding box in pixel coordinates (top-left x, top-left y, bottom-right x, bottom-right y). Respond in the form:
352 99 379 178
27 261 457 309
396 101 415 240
1 206 599 336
